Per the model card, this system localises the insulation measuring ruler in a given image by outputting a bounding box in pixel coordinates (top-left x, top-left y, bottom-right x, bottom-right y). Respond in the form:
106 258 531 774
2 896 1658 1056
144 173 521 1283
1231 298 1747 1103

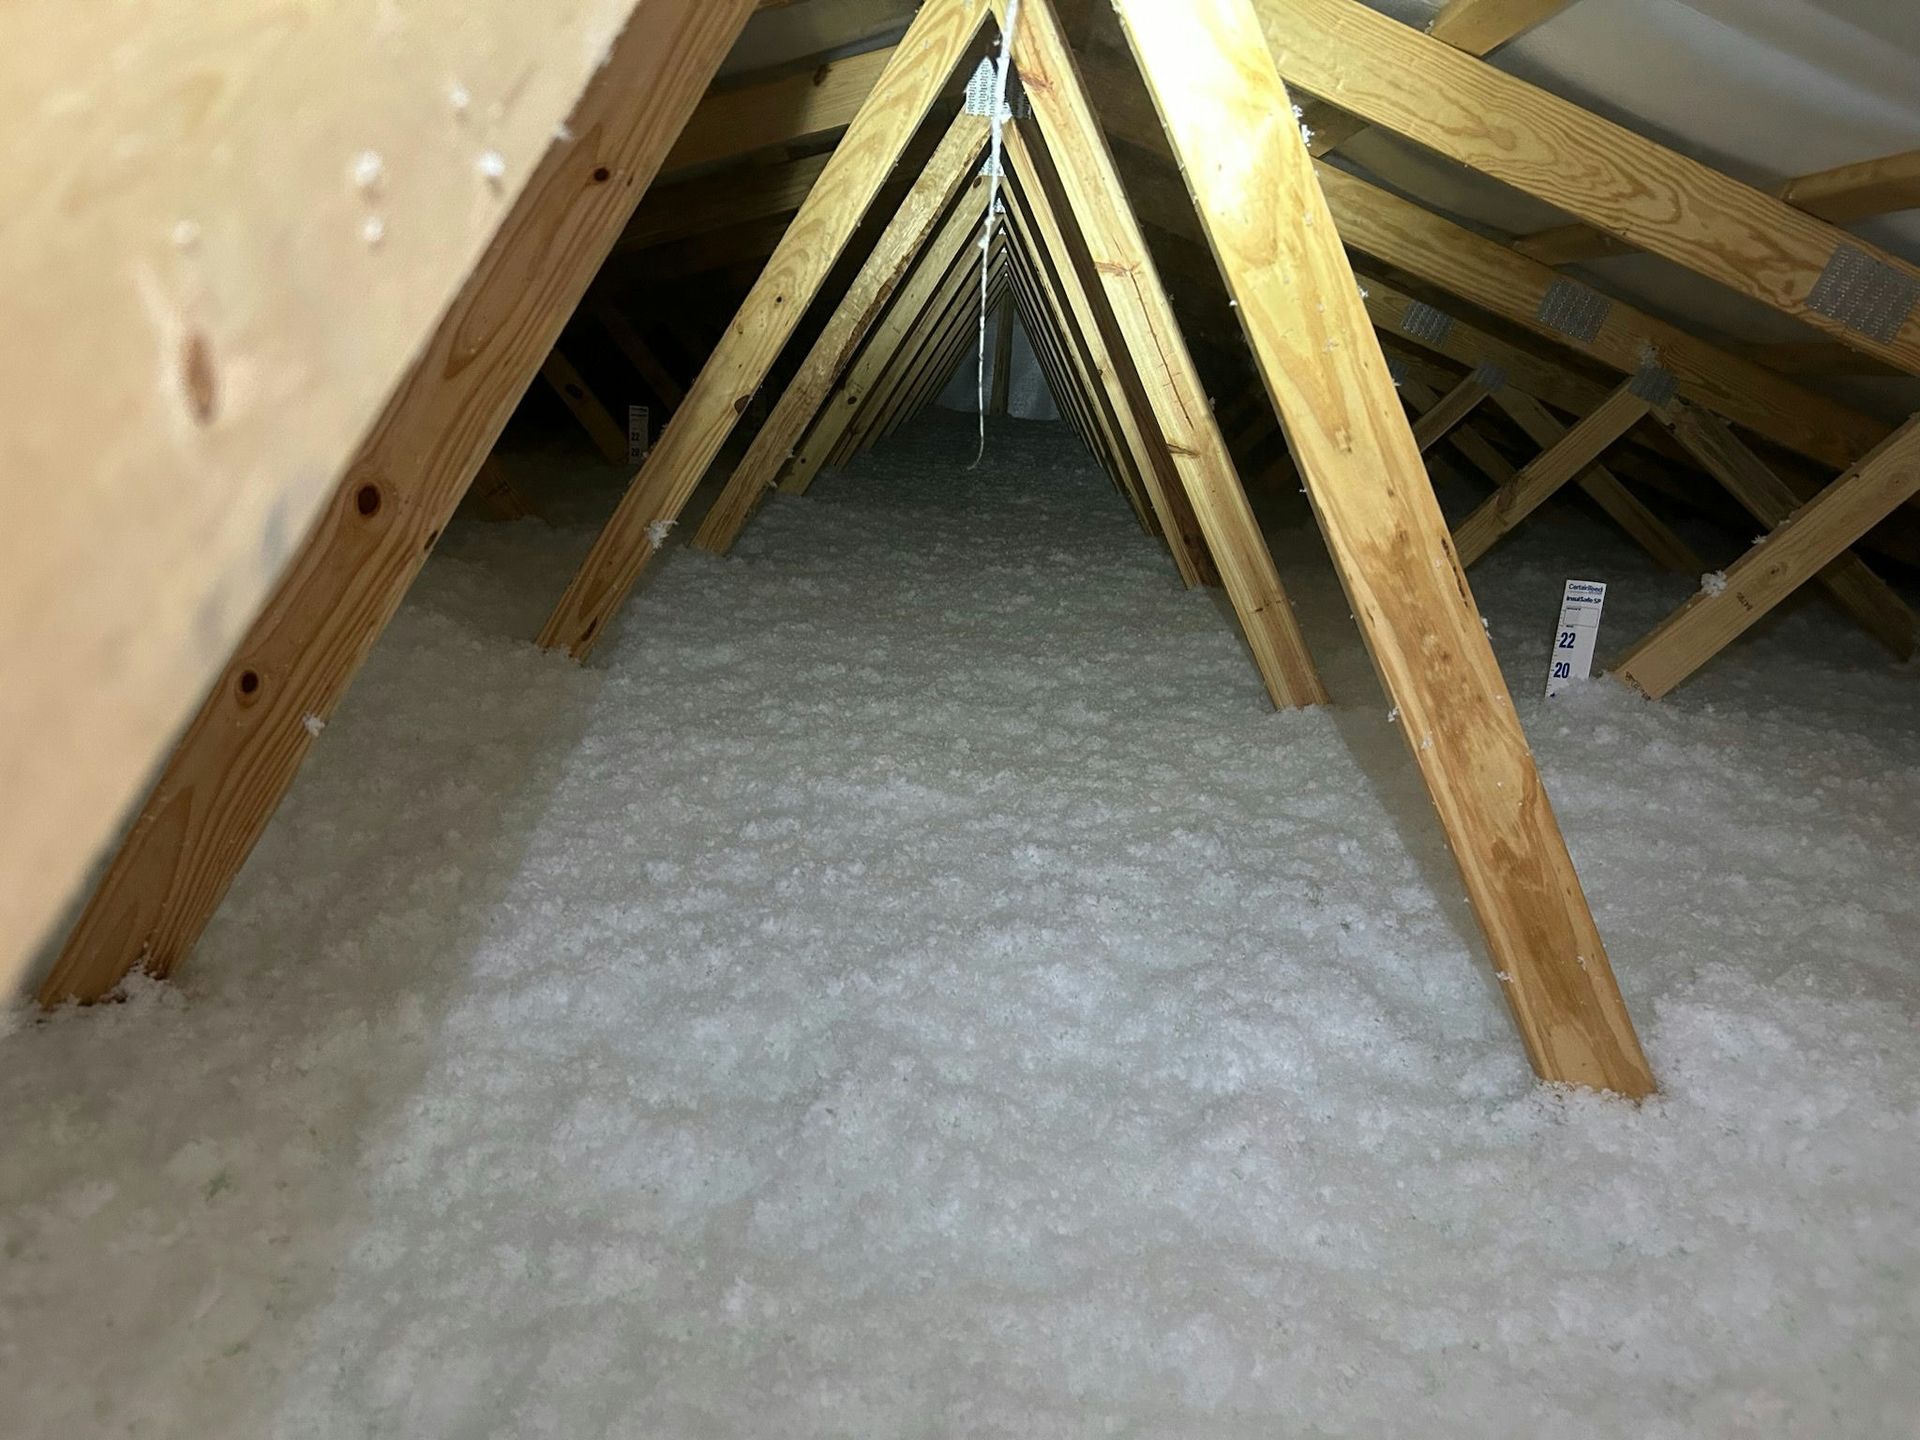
1545 579 1606 697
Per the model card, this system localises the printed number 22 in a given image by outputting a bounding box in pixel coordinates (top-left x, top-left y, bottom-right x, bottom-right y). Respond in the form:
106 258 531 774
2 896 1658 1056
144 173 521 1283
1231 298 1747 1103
1557 631 1577 649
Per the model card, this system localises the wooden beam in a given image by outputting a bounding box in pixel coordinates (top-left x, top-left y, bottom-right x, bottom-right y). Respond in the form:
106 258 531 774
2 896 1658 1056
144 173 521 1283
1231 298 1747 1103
1410 373 1492 454
664 45 896 176
1399 374 1517 482
540 347 629 464
538 0 987 659
0 0 727 993
692 111 991 554
1308 166 1893 475
1004 228 1155 527
593 302 687 410
1726 340 1904 380
1359 275 1663 439
989 291 1017 416
1511 223 1641 267
882 253 1010 441
1286 0 1571 159
1426 0 1573 53
1614 416 1920 698
619 152 829 251
845 224 1001 462
1011 252 1130 491
1779 148 1920 225
32 0 754 1006
1256 0 1920 375
1454 379 1653 566
855 234 1006 454
780 179 993 495
1009 262 1094 453
1487 388 1706 575
1004 0 1327 711
1077 46 1896 478
1114 0 1654 1096
1002 139 1216 580
458 455 537 523
1659 401 1916 659
1517 148 1920 267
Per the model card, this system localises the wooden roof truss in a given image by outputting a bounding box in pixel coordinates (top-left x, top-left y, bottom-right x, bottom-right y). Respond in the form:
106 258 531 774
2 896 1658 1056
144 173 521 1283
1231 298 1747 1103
34 0 1920 1105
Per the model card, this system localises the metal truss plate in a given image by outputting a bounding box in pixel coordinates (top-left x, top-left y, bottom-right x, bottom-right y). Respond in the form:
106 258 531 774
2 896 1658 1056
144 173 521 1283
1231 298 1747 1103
1538 279 1611 344
1806 245 1919 345
1400 300 1455 347
1629 364 1679 408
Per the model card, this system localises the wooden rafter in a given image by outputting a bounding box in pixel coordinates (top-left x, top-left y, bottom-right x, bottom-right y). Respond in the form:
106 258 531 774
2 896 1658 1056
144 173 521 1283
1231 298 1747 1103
692 109 991 554
1781 149 1920 225
1308 167 1894 474
1255 0 1920 375
849 227 1007 454
1725 341 1904 380
1453 379 1654 566
459 455 537 523
1426 0 1572 52
34 0 757 1006
663 46 895 176
1003 0 1327 710
1009 264 1093 452
1615 417 1920 698
989 292 1017 416
540 347 630 464
1410 373 1494 454
781 179 994 496
538 0 988 659
618 151 829 251
1517 148 1920 268
1657 402 1915 660
881 250 1011 442
1112 0 1654 1096
1002 139 1214 576
1287 0 1572 159
1009 249 1134 498
1486 389 1706 576
2 0 741 992
1076 46 1895 478
1003 232 1155 526
593 302 687 411
847 228 1005 461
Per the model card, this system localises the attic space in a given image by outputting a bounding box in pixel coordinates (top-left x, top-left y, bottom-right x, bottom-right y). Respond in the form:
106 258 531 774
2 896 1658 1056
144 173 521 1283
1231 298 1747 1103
4 0 1919 1434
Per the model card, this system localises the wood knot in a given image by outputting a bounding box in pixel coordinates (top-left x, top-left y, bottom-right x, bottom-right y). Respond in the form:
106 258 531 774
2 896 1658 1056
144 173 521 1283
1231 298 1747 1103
181 330 217 425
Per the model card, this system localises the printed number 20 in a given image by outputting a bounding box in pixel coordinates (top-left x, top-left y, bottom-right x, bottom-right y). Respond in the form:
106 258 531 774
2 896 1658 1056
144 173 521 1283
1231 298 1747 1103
1552 661 1572 678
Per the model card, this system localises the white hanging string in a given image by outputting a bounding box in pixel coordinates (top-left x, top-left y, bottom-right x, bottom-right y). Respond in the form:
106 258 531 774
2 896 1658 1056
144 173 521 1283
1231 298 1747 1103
970 0 1020 468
